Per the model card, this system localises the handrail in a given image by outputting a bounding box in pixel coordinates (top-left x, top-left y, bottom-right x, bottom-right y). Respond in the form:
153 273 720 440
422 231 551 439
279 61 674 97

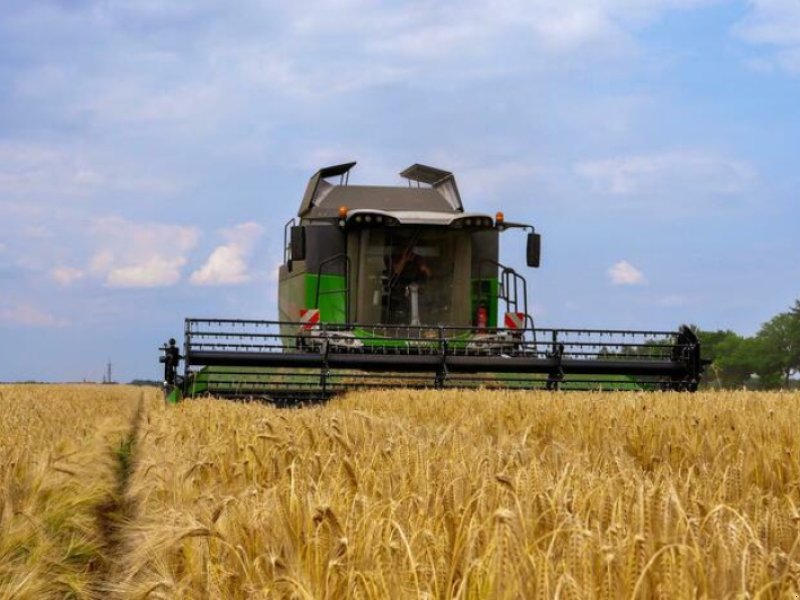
283 218 296 264
313 253 351 322
477 259 529 325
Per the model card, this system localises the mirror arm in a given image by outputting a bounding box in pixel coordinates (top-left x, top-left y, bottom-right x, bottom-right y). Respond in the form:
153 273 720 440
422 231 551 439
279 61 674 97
497 221 534 233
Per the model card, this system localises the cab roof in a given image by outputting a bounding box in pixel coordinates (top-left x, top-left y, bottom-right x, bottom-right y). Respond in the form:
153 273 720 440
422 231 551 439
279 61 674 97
298 162 463 218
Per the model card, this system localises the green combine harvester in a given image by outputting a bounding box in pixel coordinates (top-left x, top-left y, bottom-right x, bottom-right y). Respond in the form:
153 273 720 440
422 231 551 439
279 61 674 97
160 162 706 403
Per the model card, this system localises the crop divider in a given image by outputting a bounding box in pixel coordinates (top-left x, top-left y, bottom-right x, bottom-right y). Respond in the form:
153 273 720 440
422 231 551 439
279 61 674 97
546 330 565 391
435 326 448 389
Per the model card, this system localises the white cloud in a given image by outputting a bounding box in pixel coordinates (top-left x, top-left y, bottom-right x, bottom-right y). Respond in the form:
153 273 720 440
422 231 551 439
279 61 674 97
106 257 186 288
735 0 800 46
0 304 68 327
190 222 263 286
0 141 181 198
51 266 84 286
734 0 800 74
288 0 716 59
88 217 199 288
189 246 248 286
39 0 723 124
0 0 730 187
575 151 755 197
608 260 645 285
88 251 115 275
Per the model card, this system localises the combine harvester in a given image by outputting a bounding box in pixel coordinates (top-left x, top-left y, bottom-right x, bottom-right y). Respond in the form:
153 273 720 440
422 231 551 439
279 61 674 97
160 162 706 403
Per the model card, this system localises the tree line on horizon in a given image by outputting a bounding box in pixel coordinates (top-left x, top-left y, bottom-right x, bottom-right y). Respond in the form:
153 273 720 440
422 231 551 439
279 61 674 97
696 300 800 389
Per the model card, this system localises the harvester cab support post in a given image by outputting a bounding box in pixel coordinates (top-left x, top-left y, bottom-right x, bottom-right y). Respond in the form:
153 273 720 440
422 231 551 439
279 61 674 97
408 283 421 326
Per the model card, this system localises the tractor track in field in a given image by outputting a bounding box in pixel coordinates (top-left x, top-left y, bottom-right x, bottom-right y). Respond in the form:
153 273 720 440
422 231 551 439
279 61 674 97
90 392 145 598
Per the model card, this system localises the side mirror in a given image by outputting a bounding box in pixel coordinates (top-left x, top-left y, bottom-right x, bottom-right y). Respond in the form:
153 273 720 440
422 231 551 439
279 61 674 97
526 232 541 268
290 226 306 262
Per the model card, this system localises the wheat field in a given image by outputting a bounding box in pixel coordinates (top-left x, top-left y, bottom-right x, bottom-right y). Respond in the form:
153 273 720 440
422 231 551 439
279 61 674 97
1 386 799 599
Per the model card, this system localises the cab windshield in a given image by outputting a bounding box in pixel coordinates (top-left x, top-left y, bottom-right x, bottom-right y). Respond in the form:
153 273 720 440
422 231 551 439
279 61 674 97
355 227 471 326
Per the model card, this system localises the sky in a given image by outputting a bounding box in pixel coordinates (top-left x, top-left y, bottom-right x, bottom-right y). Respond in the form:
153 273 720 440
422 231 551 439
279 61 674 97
1 0 799 382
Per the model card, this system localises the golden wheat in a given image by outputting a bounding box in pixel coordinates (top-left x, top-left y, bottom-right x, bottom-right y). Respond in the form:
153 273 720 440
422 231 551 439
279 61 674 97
97 389 800 599
3 387 800 598
0 384 159 599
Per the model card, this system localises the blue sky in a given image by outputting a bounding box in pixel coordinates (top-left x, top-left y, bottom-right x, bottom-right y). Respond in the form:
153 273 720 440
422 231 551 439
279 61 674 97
1 0 798 382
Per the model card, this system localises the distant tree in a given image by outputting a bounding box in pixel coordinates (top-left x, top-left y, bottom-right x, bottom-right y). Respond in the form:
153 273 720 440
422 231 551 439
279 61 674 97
716 334 759 388
695 329 735 360
697 329 757 388
693 300 800 389
753 310 800 387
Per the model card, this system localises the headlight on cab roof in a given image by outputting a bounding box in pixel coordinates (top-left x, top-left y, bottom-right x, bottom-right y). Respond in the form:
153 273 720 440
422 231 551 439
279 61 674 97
347 212 399 227
452 216 493 229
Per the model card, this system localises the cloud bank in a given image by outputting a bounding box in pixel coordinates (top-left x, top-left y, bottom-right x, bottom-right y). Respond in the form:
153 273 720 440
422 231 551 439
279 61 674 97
190 222 264 286
89 217 200 288
734 0 800 73
575 151 755 198
608 260 646 285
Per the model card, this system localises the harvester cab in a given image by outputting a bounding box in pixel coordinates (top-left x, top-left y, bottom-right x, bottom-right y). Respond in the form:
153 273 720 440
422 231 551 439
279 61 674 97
282 162 536 341
160 162 706 403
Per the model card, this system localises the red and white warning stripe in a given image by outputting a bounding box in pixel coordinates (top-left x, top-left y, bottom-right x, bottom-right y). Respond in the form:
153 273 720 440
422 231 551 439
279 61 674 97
504 311 526 330
299 308 320 330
